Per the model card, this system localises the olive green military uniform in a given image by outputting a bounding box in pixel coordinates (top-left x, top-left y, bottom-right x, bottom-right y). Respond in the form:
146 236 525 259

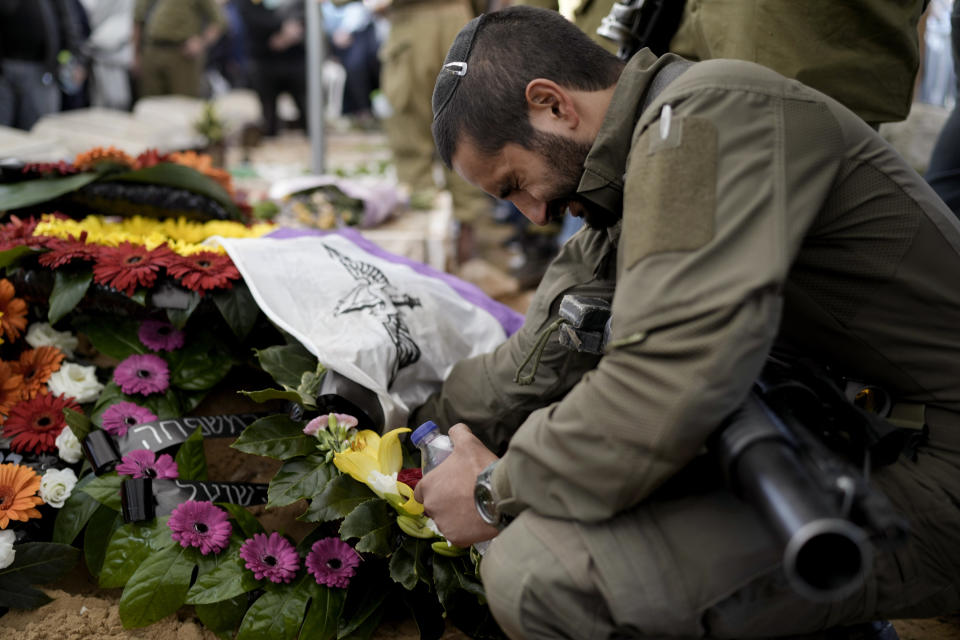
669 0 927 126
414 51 960 638
513 0 619 54
380 0 490 223
134 0 225 97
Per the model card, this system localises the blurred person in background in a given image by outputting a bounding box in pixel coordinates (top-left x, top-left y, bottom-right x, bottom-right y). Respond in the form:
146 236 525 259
236 0 307 136
322 0 381 123
372 0 493 264
80 0 134 110
0 0 88 129
926 0 960 215
206 0 251 94
132 0 226 98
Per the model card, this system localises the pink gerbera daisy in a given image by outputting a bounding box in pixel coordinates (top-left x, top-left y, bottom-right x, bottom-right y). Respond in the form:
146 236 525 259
168 500 232 555
115 449 178 479
305 537 361 588
138 319 185 352
239 532 301 584
101 401 157 437
113 354 169 395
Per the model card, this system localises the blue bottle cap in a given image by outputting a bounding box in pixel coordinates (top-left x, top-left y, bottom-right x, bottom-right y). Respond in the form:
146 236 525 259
410 420 439 446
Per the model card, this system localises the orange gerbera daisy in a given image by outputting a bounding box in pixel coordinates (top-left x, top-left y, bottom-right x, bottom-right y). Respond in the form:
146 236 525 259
0 361 24 419
0 463 43 529
0 279 27 342
73 145 135 172
13 346 64 399
168 150 235 197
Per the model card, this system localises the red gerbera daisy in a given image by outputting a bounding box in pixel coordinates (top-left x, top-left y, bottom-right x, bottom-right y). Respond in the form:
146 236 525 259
133 149 170 170
2 393 81 454
0 215 39 246
164 251 241 294
37 232 98 268
92 242 175 296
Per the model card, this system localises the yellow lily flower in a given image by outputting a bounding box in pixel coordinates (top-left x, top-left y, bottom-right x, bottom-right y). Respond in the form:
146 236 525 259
333 428 424 517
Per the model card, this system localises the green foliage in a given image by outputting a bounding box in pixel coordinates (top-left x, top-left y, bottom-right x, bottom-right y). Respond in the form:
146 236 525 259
254 343 319 393
236 576 312 640
53 472 101 544
118 543 196 628
0 244 36 270
185 554 260 605
300 581 347 640
84 506 123 577
75 316 146 359
0 543 80 610
389 537 432 591
79 472 123 511
0 170 101 211
63 407 92 442
339 500 395 556
267 453 334 509
217 502 264 539
300 474 376 523
99 521 173 588
164 289 202 329
166 329 234 391
49 268 92 324
231 413 316 460
213 281 259 340
175 424 208 480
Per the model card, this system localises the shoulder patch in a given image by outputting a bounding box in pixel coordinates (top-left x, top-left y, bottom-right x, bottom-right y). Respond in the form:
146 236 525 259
623 116 717 269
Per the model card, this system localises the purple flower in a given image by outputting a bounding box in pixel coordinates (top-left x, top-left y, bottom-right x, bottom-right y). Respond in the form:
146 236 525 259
113 354 169 395
116 449 178 479
239 532 300 583
138 319 185 352
101 401 158 437
305 537 360 588
168 500 232 555
303 413 359 437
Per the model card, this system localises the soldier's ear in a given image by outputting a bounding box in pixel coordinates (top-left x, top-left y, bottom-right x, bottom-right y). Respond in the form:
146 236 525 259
525 79 580 129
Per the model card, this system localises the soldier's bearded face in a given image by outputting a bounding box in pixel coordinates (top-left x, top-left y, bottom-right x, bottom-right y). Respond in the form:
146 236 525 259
452 131 599 227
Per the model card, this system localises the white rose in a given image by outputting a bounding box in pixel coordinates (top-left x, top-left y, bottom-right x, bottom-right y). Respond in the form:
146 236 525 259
25 322 79 358
47 362 104 403
0 529 15 570
39 467 78 509
55 427 83 464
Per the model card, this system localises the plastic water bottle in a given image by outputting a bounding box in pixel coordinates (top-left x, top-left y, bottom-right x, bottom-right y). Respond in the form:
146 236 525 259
410 420 490 556
410 420 454 473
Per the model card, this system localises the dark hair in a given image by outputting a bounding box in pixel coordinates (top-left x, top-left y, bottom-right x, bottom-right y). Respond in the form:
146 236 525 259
432 6 623 167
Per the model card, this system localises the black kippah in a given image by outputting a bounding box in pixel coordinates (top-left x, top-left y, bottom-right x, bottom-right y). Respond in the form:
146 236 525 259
432 14 486 121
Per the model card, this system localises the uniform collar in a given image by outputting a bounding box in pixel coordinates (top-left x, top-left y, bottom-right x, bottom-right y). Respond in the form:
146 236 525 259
576 50 689 224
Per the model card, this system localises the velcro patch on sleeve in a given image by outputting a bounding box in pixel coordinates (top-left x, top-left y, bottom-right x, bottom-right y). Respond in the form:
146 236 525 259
623 116 717 269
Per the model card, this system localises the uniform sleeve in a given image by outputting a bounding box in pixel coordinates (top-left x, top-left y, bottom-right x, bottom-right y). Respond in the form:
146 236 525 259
412 225 616 453
494 71 847 521
199 0 226 29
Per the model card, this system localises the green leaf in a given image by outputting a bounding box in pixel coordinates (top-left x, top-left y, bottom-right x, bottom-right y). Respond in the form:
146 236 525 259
63 407 92 442
213 281 259 340
0 576 52 610
106 162 241 220
99 522 162 588
185 554 260 605
231 413 316 460
240 388 304 405
338 569 388 639
80 472 123 511
254 343 318 392
0 542 79 585
217 502 264 538
300 581 347 640
166 330 233 391
76 317 146 360
52 473 100 544
297 365 327 403
84 506 123 577
0 171 101 211
389 537 432 591
141 388 185 420
173 423 207 480
118 543 196 628
196 595 248 638
164 289 202 329
130 288 148 306
432 555 487 609
0 245 37 271
267 453 334 509
48 268 93 324
301 475 376 523
236 576 312 640
339 500 395 556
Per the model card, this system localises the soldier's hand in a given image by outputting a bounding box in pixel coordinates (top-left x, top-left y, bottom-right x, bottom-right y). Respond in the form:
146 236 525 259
413 423 499 548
